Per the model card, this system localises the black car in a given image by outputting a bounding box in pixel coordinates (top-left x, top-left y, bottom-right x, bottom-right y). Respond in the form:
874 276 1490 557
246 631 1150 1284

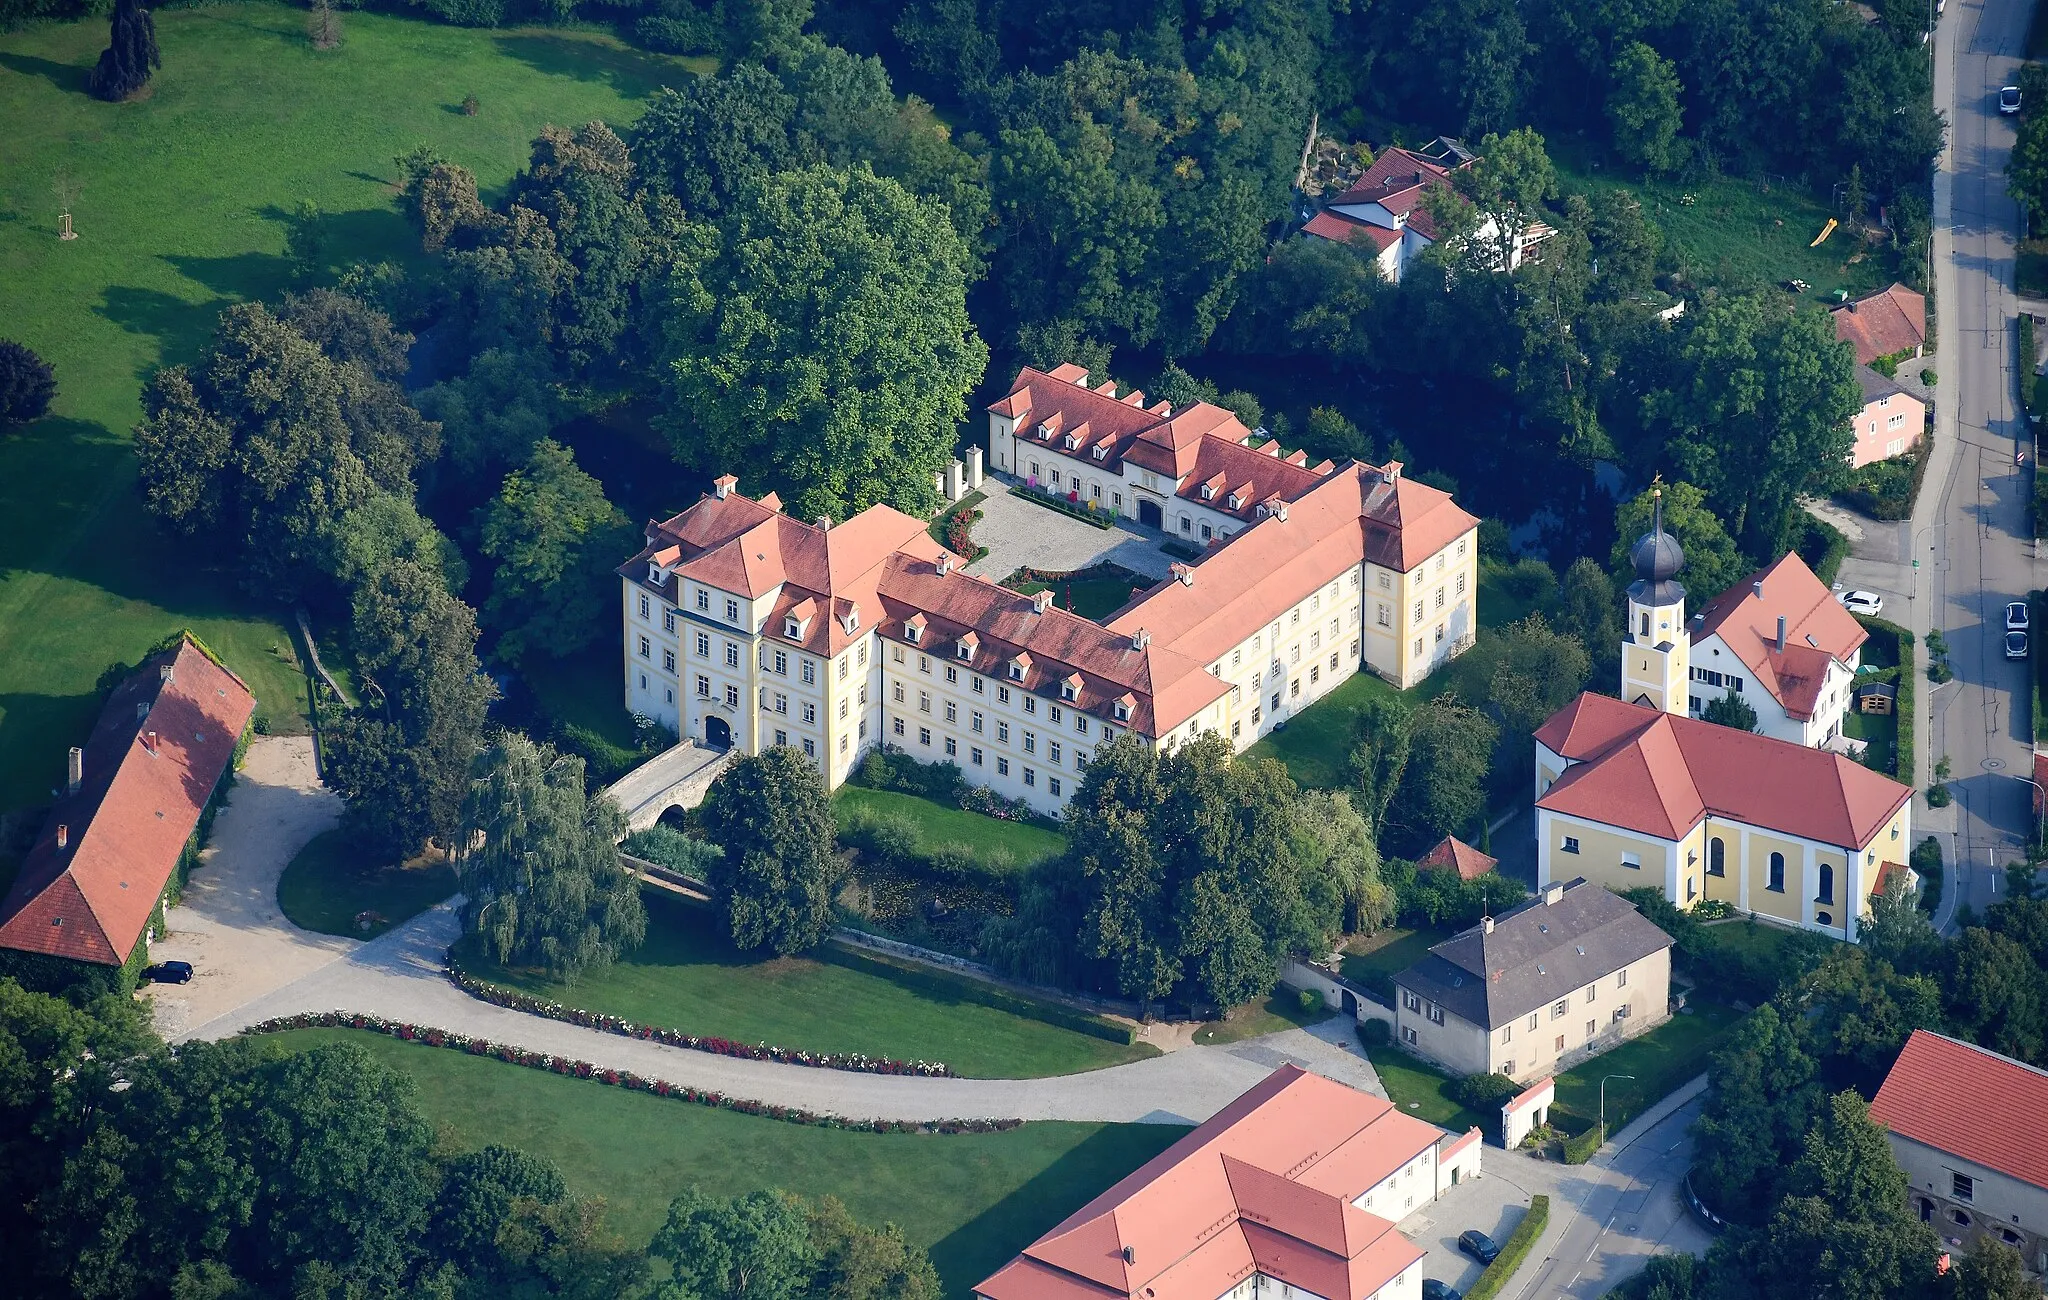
1422 1281 1465 1300
143 960 193 984
1458 1229 1502 1265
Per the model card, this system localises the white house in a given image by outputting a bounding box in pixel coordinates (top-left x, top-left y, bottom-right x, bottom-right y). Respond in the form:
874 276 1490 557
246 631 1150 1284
1686 552 1866 747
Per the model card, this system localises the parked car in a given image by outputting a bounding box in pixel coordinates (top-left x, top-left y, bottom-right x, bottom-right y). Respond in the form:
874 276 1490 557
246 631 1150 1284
2002 84 2023 114
142 960 193 984
2008 631 2030 660
1422 1281 1464 1300
1838 590 1885 616
2008 601 2031 632
1458 1230 1502 1266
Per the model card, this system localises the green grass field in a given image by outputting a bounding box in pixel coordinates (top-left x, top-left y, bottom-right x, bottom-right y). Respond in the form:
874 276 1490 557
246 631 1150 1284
1364 1043 1485 1133
275 828 457 938
1244 669 1408 790
0 3 701 811
461 889 1152 1078
1339 926 1450 988
1190 992 1331 1045
833 786 1068 873
260 1027 1179 1297
1551 1000 1745 1136
1006 574 1152 622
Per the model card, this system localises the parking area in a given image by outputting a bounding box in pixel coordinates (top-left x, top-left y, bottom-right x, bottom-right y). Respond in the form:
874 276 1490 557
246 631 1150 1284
963 478 1178 583
1401 1156 1543 1294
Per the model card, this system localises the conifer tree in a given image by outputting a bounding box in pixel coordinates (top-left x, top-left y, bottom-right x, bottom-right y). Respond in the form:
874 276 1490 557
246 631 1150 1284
89 0 160 103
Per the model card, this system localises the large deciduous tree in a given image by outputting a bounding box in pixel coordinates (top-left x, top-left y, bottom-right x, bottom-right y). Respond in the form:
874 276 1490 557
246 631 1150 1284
1689 1003 1822 1221
478 440 636 667
658 163 986 521
1606 42 1683 173
652 1188 814 1300
1609 480 1746 605
458 732 646 982
88 0 159 102
0 340 57 426
1385 695 1498 856
698 747 839 955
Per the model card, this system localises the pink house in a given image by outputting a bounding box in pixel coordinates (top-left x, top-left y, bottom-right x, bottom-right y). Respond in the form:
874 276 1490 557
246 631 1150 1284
1850 367 1926 468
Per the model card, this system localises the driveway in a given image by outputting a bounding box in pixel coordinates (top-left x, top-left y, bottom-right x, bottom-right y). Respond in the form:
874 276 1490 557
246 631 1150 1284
146 736 355 1039
964 480 1178 583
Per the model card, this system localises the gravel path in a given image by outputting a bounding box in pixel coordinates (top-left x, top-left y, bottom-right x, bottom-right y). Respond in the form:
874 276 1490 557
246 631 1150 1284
146 737 352 1039
189 901 1387 1125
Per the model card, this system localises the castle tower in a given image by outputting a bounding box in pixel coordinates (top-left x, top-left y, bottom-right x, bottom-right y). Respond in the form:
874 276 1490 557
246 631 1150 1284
1621 489 1689 714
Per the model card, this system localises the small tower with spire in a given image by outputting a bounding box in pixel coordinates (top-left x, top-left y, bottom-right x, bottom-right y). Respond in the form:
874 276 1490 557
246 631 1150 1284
1622 485 1689 714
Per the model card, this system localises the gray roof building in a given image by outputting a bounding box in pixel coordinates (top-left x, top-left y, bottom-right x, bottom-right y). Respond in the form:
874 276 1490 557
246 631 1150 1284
1394 880 1674 1030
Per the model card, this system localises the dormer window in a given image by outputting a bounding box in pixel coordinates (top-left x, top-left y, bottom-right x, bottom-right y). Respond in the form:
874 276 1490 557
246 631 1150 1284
1091 445 1108 461
1227 493 1242 511
1061 673 1081 701
784 616 802 639
648 562 667 583
1064 433 1080 450
904 617 924 644
956 638 976 660
1009 659 1027 680
843 607 860 633
1114 695 1133 722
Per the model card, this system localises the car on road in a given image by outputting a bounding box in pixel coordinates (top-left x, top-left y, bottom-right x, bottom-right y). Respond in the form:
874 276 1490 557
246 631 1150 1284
1838 590 1885 616
2002 85 2023 114
1422 1281 1464 1300
2009 602 2031 632
1458 1230 1502 1266
2008 631 2030 660
142 960 193 984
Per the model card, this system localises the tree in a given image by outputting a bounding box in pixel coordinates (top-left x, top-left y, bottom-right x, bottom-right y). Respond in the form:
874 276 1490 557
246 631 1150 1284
1690 1003 1822 1220
1589 189 1662 299
478 440 637 667
658 163 987 521
651 1188 814 1300
698 748 839 955
805 1195 939 1300
324 490 467 594
631 66 797 218
1804 948 1943 1093
1610 481 1746 605
1487 613 1591 751
1945 927 2048 1065
457 732 646 982
325 560 494 857
1447 127 1556 274
1951 1239 2034 1300
1554 558 1621 688
1607 42 1683 173
1701 693 1760 732
1347 692 1415 839
89 0 159 102
2010 111 2048 215
1386 695 1498 855
0 340 57 425
415 346 563 482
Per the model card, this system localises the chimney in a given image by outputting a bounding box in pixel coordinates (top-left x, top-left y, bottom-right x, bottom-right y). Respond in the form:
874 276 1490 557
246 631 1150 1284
713 474 738 500
145 730 158 754
1776 616 1787 652
1752 579 1764 599
56 825 68 850
67 747 82 796
1170 562 1195 588
1481 915 1494 935
1385 460 1403 481
160 663 174 685
1544 882 1565 905
936 554 953 577
1032 590 1054 615
1131 627 1151 651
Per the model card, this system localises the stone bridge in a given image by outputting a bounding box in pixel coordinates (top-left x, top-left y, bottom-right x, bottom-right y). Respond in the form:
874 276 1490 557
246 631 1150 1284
605 741 735 834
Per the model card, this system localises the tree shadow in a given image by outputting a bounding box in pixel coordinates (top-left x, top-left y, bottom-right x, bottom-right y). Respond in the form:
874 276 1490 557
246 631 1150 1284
162 249 294 305
491 33 697 98
924 1122 1184 1295
0 51 90 97
0 691 105 805
94 286 226 376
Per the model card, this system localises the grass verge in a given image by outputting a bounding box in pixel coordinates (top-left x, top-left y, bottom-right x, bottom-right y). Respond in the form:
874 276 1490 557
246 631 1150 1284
458 888 1154 1078
275 828 456 938
833 786 1067 873
1363 1043 1485 1133
1551 1001 1744 1137
1191 992 1331 1045
257 1026 1179 1296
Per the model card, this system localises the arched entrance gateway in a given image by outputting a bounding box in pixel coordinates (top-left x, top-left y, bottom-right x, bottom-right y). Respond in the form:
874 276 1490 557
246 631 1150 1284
1137 498 1163 529
705 716 731 748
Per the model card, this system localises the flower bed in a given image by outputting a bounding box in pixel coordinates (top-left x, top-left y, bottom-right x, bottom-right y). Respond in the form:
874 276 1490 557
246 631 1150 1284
1007 485 1115 528
443 955 955 1076
243 1010 1017 1134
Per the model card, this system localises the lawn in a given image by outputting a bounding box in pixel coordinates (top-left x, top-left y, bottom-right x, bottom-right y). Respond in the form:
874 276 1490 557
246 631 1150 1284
1244 669 1409 789
1551 142 1901 303
0 3 701 811
275 828 457 939
1339 926 1451 992
1691 918 1808 964
259 1027 1180 1297
1191 991 1332 1046
462 888 1153 1078
1843 706 1898 778
1364 1043 1485 1134
1551 1000 1747 1137
834 785 1068 873
1005 573 1152 622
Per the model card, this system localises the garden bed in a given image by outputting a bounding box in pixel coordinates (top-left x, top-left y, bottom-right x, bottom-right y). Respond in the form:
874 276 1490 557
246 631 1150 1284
1008 485 1116 528
1000 562 1156 622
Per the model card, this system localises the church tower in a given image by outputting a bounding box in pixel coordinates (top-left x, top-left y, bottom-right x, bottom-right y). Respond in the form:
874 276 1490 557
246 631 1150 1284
1621 489 1689 714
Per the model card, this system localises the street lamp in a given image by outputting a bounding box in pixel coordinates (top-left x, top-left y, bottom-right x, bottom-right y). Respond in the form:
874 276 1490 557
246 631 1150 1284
1600 1074 1638 1144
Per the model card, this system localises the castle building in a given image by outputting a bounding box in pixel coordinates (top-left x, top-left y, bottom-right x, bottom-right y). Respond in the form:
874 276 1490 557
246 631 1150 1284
617 365 1480 813
1532 499 1913 940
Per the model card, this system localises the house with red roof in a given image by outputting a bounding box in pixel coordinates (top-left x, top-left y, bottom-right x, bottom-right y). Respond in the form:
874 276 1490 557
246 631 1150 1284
975 1065 1483 1300
621 365 1483 814
1831 282 1927 367
1301 137 1553 283
1871 1030 2048 1272
1416 834 1497 881
1685 551 1869 748
0 636 255 993
1530 506 1912 940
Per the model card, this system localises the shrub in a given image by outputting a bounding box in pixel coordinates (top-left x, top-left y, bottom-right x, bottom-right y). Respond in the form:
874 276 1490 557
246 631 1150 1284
1465 1195 1550 1300
634 6 718 55
460 93 479 116
621 824 722 879
1449 1072 1522 1114
922 842 980 882
1922 368 1938 385
0 340 57 426
1562 1125 1605 1165
1912 835 1944 913
1297 988 1324 1014
1358 1018 1391 1049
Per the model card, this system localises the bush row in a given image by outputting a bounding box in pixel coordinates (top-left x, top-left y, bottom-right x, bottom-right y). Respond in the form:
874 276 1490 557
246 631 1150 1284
242 1010 1018 1133
1562 1124 1605 1165
1007 484 1115 529
818 941 1138 1046
443 953 956 1076
1466 1194 1551 1300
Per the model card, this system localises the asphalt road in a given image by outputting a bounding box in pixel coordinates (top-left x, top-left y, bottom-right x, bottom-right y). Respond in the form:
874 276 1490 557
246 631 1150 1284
1920 0 2041 924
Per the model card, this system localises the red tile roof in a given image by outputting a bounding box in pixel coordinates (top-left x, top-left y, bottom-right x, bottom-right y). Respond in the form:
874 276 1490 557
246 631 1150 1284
1418 835 1498 880
1324 146 1469 243
1692 552 1868 721
975 1066 1437 1300
1535 692 1911 848
1871 1030 2048 1192
0 638 255 965
1301 207 1404 251
1831 283 1926 366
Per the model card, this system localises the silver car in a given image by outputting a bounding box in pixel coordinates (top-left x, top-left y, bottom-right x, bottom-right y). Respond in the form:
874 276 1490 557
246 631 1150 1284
2002 85 2023 115
2009 601 2031 633
2008 631 2030 660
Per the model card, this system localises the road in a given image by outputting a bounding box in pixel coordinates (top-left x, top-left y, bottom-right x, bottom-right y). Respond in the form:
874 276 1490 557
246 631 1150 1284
1920 0 2040 923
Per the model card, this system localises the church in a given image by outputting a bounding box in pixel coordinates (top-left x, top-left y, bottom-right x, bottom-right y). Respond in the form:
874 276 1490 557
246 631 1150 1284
1531 495 1915 942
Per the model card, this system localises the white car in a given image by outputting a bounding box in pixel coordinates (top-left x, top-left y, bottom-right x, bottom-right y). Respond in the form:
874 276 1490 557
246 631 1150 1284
1838 590 1884 616
2002 85 2023 115
2009 601 2031 633
2008 631 2030 660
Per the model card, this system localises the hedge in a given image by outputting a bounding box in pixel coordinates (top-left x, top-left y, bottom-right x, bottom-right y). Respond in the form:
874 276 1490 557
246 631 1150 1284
1562 1124 1605 1165
1857 614 1916 784
2034 591 2048 743
817 942 1138 1046
1007 485 1116 529
1465 1194 1551 1300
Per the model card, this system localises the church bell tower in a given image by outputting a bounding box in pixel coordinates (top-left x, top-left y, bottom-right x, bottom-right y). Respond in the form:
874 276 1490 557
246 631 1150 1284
1621 488 1689 714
